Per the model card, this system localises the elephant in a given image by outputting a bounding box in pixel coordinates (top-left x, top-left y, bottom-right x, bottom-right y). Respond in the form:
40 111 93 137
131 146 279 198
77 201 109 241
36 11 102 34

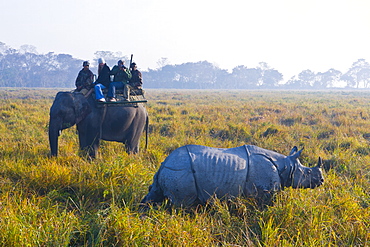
48 91 148 158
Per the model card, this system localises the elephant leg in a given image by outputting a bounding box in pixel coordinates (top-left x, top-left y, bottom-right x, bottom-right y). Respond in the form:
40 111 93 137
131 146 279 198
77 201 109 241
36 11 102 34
125 140 139 154
78 125 100 158
128 115 148 154
124 131 141 154
83 139 99 158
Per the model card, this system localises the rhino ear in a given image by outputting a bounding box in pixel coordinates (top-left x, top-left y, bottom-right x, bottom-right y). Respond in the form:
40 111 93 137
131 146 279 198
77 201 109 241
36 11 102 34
291 148 304 159
289 146 298 156
316 157 323 168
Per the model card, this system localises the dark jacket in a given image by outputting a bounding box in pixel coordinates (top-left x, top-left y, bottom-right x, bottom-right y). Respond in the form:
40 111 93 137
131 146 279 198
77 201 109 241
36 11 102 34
129 69 143 88
95 64 111 88
75 69 94 89
110 65 132 82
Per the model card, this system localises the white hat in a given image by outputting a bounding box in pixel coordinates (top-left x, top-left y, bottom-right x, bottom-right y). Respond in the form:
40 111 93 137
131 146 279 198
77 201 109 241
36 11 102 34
98 58 105 64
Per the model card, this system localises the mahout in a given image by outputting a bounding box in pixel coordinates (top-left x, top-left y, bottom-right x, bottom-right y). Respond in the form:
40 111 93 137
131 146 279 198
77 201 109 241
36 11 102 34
48 91 148 158
141 145 324 207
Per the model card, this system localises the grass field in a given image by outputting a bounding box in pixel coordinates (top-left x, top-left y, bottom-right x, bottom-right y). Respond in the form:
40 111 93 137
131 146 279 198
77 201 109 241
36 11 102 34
0 88 369 246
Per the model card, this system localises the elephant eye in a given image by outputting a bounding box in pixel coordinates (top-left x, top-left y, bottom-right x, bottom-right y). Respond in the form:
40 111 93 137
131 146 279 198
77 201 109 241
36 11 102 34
307 170 311 174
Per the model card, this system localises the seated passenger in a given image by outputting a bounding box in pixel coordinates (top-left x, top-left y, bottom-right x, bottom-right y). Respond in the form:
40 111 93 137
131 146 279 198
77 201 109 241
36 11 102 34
94 58 111 102
128 62 143 89
75 61 94 94
110 60 126 80
107 60 132 102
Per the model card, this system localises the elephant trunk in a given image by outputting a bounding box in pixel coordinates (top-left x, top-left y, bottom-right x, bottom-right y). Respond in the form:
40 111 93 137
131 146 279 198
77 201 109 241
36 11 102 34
48 118 61 157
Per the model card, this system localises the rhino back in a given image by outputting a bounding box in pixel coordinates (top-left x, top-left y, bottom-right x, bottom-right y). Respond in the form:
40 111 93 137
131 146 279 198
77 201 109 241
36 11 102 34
186 145 249 201
246 145 286 161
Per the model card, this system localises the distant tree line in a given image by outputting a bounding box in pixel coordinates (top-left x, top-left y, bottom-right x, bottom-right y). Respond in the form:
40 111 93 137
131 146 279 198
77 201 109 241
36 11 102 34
143 61 283 89
1 41 369 89
0 43 81 88
285 59 370 89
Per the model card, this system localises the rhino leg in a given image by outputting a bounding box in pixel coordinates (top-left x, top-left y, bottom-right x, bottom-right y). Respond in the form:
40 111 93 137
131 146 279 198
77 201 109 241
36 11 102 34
140 169 198 208
158 167 198 207
245 154 281 198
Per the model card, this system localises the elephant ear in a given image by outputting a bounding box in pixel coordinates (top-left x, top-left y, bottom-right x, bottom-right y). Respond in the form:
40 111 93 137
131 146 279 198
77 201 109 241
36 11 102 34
74 94 91 124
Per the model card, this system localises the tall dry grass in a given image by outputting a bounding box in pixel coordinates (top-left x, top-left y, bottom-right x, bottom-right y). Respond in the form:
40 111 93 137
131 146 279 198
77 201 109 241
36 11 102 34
0 88 369 246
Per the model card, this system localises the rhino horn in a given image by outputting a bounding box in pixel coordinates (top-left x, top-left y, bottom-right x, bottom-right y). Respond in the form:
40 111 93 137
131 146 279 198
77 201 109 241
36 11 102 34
316 157 323 168
291 147 304 159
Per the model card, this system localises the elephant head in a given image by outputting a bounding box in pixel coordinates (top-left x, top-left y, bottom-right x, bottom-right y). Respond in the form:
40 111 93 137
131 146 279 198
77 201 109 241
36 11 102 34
48 92 91 156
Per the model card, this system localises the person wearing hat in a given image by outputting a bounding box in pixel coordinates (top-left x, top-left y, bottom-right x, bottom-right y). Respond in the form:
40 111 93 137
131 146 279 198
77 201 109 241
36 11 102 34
75 61 94 94
110 60 129 82
94 58 111 102
128 62 143 88
107 60 132 102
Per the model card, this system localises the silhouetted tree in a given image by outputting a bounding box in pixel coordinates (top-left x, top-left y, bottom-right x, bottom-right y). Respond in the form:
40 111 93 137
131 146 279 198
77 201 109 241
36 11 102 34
144 61 227 89
230 66 260 88
342 59 370 88
314 69 342 88
93 51 128 68
0 42 9 54
285 70 315 89
19 45 37 54
0 45 83 88
261 69 283 88
157 57 170 68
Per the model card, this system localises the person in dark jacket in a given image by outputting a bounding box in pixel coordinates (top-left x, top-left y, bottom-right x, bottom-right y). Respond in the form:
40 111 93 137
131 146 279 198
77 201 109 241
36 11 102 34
107 60 132 102
94 58 111 102
129 62 143 88
75 61 94 94
110 60 129 81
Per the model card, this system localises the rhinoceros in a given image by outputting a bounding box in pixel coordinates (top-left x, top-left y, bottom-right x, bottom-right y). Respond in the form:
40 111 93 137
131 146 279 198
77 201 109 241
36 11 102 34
141 145 324 207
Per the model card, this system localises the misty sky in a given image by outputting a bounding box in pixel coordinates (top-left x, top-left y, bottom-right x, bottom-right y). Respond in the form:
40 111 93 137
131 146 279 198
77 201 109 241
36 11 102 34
1 0 370 80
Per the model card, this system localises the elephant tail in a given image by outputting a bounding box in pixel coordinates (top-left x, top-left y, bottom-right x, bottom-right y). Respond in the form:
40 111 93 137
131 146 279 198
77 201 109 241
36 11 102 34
145 115 149 150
